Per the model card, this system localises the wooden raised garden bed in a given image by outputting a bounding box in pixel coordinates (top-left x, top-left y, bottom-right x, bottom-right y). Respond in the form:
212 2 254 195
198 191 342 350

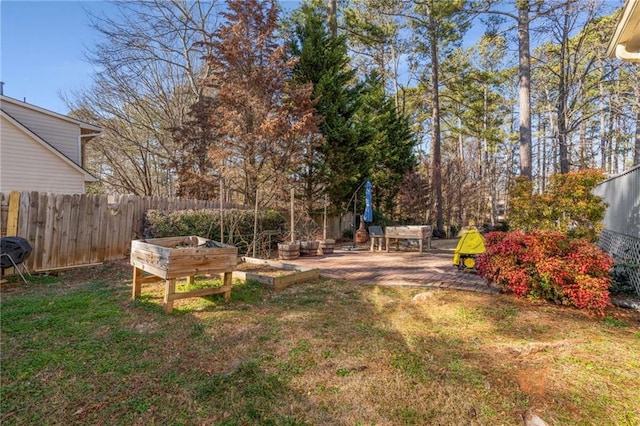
233 257 319 293
130 236 238 313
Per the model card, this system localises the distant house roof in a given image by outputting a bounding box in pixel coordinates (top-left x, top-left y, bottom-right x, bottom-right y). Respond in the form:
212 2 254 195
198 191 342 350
0 95 102 133
607 0 640 62
0 95 102 134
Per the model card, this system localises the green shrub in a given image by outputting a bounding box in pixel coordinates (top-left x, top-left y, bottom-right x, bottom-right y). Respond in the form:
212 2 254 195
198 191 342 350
610 259 639 296
144 209 286 254
508 170 606 242
477 230 615 315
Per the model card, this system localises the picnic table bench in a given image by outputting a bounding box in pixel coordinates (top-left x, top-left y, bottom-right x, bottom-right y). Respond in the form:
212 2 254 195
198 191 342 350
384 225 432 254
369 226 385 251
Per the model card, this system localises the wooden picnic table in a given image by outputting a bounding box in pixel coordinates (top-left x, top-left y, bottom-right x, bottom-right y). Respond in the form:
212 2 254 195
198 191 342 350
384 226 432 253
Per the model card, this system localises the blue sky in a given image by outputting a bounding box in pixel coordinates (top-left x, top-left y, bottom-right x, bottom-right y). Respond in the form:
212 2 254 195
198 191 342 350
0 1 307 114
2 1 615 116
0 1 486 116
0 0 465 116
1 1 119 114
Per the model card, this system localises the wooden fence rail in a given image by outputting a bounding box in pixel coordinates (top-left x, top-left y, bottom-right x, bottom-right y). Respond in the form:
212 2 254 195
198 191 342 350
0 191 234 273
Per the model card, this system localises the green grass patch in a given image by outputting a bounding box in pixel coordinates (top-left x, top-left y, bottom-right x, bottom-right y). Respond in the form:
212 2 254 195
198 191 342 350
231 279 265 304
602 315 628 328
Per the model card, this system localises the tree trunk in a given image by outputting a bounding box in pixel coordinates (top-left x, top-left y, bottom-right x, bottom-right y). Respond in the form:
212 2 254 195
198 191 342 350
536 112 542 189
579 119 587 169
607 108 614 173
545 98 558 176
391 43 400 109
504 105 517 217
517 2 532 179
489 149 497 226
430 22 444 233
327 0 337 38
557 10 570 174
600 88 608 170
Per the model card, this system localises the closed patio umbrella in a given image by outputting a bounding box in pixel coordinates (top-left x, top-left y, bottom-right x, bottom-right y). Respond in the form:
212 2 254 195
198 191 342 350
364 180 373 222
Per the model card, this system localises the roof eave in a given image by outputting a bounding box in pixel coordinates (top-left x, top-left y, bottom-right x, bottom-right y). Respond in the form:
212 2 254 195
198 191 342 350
607 0 640 62
0 95 102 132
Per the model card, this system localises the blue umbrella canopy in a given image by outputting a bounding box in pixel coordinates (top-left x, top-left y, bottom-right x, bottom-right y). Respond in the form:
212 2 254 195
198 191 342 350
363 180 373 222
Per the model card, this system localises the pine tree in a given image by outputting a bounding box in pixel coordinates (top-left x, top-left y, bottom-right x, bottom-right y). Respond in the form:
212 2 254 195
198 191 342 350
410 0 470 232
358 73 416 216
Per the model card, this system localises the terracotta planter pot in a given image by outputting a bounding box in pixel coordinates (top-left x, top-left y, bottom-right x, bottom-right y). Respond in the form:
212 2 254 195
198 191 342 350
355 221 368 244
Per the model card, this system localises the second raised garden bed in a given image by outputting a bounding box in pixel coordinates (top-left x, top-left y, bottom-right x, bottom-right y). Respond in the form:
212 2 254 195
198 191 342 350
233 257 319 292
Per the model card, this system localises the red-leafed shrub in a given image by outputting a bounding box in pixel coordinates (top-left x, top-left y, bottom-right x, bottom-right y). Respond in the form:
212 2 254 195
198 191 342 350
477 230 614 314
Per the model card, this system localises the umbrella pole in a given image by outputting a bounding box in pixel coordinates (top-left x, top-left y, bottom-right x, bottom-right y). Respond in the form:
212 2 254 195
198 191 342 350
290 188 295 243
353 196 357 248
323 194 328 240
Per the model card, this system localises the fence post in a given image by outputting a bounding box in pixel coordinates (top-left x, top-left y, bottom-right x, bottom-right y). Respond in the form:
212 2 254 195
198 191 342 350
6 191 20 236
3 191 21 275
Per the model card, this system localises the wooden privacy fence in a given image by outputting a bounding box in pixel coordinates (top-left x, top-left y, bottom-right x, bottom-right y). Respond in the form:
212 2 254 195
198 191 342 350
0 191 232 273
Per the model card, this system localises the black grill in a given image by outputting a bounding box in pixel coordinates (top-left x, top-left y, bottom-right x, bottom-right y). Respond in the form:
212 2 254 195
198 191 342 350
1 237 32 269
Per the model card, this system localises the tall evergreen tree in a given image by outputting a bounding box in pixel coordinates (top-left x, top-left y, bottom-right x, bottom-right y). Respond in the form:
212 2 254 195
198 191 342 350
534 3 620 175
343 0 407 108
289 1 367 211
440 35 511 227
358 73 417 216
469 1 569 180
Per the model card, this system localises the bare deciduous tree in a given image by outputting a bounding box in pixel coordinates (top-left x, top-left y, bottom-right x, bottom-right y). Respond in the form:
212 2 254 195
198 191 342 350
68 0 221 195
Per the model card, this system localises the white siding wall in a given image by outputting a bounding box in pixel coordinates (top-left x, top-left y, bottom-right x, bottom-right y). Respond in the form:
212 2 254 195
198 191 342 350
1 100 81 165
593 165 640 238
593 166 640 295
0 116 85 194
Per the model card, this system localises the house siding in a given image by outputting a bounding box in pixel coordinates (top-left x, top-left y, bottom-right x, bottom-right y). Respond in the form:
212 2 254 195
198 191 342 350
1 100 81 165
592 165 640 295
592 165 640 238
0 116 85 194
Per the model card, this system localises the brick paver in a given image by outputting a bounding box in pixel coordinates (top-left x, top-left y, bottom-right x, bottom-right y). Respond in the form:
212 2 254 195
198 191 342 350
285 243 499 294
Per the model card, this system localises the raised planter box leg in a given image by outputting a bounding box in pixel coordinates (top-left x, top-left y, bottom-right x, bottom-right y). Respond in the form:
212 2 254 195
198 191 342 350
132 267 142 299
164 278 176 314
223 271 232 301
